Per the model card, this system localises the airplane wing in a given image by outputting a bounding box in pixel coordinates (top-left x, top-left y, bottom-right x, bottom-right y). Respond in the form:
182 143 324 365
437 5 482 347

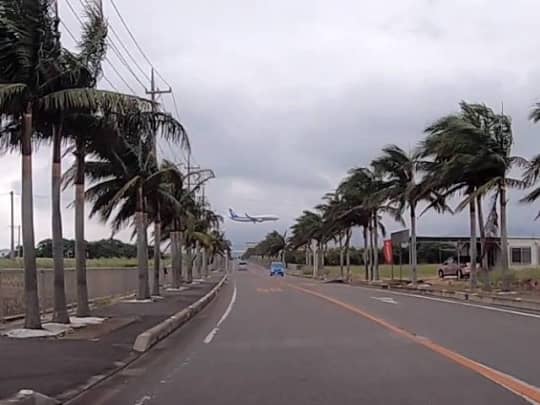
244 213 258 223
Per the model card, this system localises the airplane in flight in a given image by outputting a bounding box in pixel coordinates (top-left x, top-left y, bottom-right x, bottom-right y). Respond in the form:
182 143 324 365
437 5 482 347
229 209 279 223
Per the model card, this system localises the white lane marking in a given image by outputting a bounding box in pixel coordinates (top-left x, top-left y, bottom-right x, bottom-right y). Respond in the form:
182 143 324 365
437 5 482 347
203 281 237 344
363 287 540 319
371 296 398 305
203 328 218 344
133 395 151 405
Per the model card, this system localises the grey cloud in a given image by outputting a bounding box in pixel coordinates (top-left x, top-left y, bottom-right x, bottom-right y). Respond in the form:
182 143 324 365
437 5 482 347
4 0 540 251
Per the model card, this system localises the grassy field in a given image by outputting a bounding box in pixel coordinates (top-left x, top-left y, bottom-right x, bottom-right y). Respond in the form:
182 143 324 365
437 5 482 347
0 257 171 269
324 264 437 280
321 264 540 283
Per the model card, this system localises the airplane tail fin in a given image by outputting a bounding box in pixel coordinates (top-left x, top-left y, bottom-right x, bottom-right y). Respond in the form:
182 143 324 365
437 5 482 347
229 208 238 218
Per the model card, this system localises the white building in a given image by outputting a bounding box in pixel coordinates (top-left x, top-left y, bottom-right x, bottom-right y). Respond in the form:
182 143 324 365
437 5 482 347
507 238 540 268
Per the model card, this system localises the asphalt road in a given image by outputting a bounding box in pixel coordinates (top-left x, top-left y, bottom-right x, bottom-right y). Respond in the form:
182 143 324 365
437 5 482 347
69 264 540 405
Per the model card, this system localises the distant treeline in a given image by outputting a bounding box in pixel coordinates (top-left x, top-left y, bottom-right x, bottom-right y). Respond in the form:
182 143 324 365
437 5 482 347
35 238 155 259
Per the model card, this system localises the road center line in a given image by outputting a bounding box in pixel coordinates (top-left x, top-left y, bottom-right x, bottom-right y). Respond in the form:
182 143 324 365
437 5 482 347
286 282 540 404
203 281 237 344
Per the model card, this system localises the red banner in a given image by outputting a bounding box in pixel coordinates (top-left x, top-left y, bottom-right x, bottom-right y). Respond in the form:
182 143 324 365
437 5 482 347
383 240 393 265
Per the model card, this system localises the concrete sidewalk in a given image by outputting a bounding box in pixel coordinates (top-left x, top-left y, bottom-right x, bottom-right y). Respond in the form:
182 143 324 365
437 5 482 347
0 276 221 401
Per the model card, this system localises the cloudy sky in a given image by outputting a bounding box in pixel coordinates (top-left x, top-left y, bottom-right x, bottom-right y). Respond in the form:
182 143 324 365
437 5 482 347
2 0 540 251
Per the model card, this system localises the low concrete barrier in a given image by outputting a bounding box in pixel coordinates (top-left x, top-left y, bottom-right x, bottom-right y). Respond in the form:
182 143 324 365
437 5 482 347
133 274 228 353
0 268 140 321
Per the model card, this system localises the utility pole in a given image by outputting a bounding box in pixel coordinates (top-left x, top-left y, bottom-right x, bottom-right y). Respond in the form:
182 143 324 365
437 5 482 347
10 191 14 259
17 225 21 258
145 68 171 159
146 68 171 296
184 152 200 194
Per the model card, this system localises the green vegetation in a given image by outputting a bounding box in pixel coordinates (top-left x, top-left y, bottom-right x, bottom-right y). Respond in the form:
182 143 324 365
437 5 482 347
0 1 230 327
0 257 174 270
247 100 540 293
321 265 540 286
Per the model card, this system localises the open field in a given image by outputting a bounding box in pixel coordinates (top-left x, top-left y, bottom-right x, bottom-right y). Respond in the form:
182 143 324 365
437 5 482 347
324 264 437 280
321 264 540 284
0 257 171 269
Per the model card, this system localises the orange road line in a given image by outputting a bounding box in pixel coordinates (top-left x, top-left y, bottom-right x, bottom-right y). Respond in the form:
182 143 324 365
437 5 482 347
286 282 540 404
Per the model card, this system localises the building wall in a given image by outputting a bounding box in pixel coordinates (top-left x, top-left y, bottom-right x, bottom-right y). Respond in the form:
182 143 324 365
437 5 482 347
507 238 540 268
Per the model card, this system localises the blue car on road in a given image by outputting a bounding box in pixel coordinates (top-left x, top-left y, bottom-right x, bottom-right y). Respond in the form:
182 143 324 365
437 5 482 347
270 262 285 277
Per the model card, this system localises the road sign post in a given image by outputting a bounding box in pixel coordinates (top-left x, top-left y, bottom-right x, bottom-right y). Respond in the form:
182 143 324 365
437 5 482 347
391 230 409 283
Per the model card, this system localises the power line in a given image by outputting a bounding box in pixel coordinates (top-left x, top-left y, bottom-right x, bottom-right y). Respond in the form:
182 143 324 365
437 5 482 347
104 57 138 94
171 92 182 120
106 0 199 169
108 24 151 81
108 0 171 88
106 38 147 91
68 0 144 93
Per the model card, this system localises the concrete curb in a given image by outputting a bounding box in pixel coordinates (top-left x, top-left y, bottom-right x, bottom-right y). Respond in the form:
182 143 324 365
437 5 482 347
389 284 540 312
0 391 59 405
133 274 228 352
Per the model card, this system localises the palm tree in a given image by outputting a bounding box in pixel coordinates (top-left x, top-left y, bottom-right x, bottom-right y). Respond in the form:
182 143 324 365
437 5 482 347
63 114 116 315
0 0 141 327
68 3 108 316
294 210 325 278
82 114 187 299
372 145 450 285
48 2 108 324
158 163 214 286
338 167 396 281
423 102 520 289
521 155 540 216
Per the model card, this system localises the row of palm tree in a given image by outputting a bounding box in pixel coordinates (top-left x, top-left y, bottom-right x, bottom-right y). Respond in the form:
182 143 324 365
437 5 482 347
278 101 540 290
0 0 230 329
245 231 287 262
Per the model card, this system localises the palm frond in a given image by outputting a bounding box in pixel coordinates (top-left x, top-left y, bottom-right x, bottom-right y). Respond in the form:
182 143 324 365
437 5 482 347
38 88 151 114
0 83 27 113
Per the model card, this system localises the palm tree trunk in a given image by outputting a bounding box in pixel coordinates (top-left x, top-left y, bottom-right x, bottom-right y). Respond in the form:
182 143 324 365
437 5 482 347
339 234 344 279
152 205 161 296
369 217 373 281
170 231 180 288
469 196 478 289
202 248 209 278
178 232 184 282
186 246 193 283
363 226 369 281
312 240 318 278
51 123 69 323
194 240 201 279
320 243 326 278
373 211 380 281
476 195 489 289
499 181 510 291
346 228 352 282
22 105 41 329
136 185 150 299
410 203 417 286
75 138 89 317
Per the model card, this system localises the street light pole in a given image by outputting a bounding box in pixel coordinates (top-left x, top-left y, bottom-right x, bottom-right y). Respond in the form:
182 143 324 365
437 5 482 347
10 191 14 259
